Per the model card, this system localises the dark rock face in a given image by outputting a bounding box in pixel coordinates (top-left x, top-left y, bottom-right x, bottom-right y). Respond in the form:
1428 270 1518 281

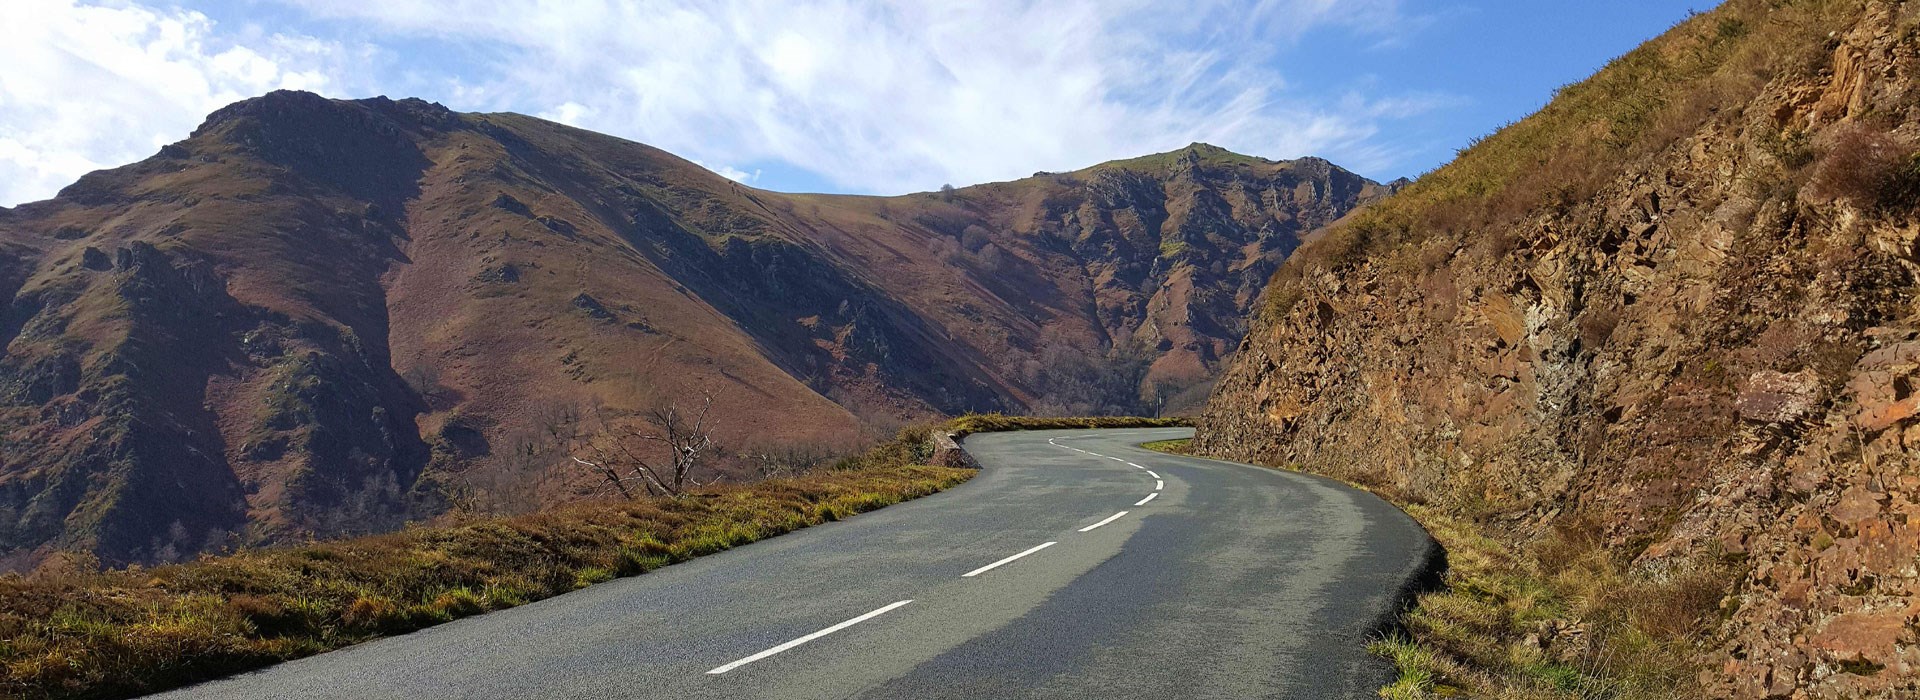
0 238 430 564
939 145 1401 415
0 93 1386 567
0 96 441 566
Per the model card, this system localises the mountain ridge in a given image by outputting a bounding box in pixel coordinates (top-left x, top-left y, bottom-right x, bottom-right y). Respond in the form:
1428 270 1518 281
0 90 1394 567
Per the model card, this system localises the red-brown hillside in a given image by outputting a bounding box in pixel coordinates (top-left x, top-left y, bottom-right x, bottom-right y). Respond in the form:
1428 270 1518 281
0 91 1392 566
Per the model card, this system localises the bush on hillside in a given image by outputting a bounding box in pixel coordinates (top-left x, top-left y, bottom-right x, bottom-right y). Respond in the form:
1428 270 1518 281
1810 123 1920 211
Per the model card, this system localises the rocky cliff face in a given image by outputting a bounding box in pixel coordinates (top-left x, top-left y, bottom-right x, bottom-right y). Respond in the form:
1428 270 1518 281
0 93 1387 566
1199 1 1920 696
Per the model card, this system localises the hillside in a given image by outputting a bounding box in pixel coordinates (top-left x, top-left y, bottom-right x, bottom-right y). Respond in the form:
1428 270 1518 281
0 93 1390 567
1197 0 1919 696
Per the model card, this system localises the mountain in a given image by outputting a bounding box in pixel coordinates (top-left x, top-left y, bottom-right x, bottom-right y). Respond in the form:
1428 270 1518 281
0 91 1393 567
1197 0 1919 696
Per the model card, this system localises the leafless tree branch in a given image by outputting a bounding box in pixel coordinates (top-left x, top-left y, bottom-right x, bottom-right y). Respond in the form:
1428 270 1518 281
566 392 718 499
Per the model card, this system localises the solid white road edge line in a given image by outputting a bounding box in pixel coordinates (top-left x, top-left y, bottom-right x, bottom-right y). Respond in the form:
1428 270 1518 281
1078 511 1129 532
1155 480 1164 490
707 600 914 675
1134 492 1158 506
961 541 1058 578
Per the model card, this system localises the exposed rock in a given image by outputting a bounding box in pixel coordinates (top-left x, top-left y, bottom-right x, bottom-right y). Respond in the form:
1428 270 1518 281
491 192 531 216
927 431 977 469
79 246 110 271
1738 370 1824 423
1198 2 1920 698
571 292 616 323
1851 338 1920 432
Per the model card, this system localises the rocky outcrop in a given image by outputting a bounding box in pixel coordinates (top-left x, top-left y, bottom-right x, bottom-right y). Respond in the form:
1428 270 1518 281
1199 1 1920 696
927 431 977 469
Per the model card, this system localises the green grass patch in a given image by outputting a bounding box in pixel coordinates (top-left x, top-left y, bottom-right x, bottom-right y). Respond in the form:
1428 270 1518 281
1359 503 1735 699
1139 438 1191 454
1369 634 1456 700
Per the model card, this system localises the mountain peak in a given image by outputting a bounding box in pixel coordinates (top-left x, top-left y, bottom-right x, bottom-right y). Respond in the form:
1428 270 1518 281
192 90 456 140
1077 142 1281 175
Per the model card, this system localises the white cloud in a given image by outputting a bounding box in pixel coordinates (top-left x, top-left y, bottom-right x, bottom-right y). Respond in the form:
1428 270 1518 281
536 101 593 127
0 0 360 206
692 160 761 184
0 0 1443 206
275 0 1437 192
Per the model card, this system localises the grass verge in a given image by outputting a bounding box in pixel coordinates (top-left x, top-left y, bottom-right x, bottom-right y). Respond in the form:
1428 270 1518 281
0 424 981 699
1366 502 1735 700
1139 437 1191 454
0 414 1183 699
942 413 1188 437
1179 433 1727 698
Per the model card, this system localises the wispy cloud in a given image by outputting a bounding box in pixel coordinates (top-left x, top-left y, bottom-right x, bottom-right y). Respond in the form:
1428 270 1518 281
692 160 761 184
0 0 1448 206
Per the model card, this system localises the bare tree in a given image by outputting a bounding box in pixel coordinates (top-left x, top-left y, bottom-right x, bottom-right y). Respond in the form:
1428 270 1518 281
738 441 840 479
571 393 719 498
404 361 447 407
1139 379 1168 418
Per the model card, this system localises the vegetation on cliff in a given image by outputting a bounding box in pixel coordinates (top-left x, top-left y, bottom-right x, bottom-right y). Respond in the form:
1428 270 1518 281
1201 0 1920 697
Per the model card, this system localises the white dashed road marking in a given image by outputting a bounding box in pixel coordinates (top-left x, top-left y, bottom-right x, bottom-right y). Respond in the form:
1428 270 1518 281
707 600 914 675
1078 511 1129 532
961 541 1058 578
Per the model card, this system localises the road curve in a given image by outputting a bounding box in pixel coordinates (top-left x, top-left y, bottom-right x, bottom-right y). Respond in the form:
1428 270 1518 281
148 428 1435 699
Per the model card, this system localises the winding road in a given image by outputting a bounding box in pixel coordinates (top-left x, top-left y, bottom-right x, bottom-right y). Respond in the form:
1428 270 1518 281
150 427 1435 699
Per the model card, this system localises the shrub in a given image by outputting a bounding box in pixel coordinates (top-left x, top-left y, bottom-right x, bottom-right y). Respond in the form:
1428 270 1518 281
1810 123 1920 211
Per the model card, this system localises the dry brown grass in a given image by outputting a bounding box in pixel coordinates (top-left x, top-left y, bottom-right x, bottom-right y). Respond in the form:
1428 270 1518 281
0 424 984 700
942 413 1188 437
0 414 1177 699
1809 122 1920 210
1373 506 1739 700
1264 0 1859 324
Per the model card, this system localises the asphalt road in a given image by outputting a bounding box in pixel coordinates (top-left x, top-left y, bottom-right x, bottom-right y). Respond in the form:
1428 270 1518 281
149 427 1436 699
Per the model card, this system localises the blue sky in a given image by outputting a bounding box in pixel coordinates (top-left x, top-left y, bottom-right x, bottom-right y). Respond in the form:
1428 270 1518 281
3 1 1710 206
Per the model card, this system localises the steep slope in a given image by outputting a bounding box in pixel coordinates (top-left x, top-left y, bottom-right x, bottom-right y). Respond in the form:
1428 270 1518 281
0 92 1390 566
1199 0 1920 696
